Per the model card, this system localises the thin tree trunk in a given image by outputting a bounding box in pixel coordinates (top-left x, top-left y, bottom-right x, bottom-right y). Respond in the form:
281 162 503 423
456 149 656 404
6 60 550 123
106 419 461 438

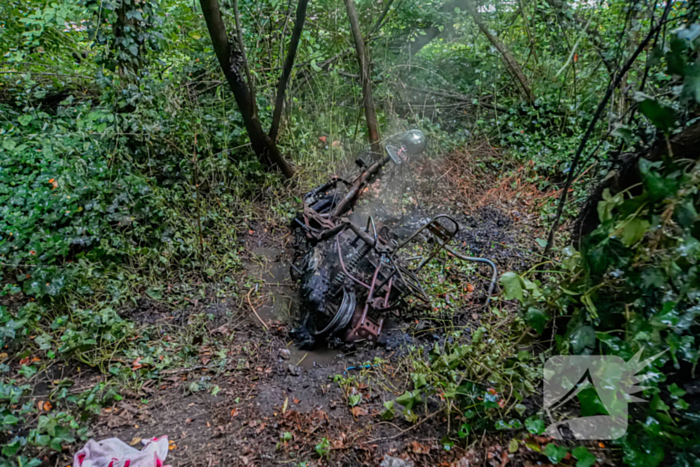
517 0 538 66
270 0 310 141
200 0 294 178
232 0 257 117
344 0 382 155
370 0 396 37
463 0 535 105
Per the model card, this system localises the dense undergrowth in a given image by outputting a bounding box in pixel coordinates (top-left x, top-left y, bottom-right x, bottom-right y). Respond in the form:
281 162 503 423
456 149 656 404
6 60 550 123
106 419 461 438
2 0 700 465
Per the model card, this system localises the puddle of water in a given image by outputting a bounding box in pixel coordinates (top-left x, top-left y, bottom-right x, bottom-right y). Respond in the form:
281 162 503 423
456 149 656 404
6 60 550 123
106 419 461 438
250 247 339 369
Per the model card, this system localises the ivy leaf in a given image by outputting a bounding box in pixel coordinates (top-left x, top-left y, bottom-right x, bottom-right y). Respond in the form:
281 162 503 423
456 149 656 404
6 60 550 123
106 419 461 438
403 407 418 423
395 390 421 409
494 419 523 430
639 159 678 202
411 373 427 389
348 394 361 407
19 365 37 378
620 218 650 247
569 325 596 355
544 443 569 464
500 272 523 302
525 307 547 334
457 422 470 438
638 99 677 133
525 416 546 434
18 115 33 126
572 446 597 467
381 401 395 420
668 383 686 398
650 394 670 412
665 37 687 76
621 433 665 467
125 9 143 20
35 333 52 350
3 414 19 425
597 188 624 222
146 287 162 300
1 437 25 456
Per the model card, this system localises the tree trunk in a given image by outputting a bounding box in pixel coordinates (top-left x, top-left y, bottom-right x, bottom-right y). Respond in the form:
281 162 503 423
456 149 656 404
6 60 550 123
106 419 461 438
344 0 382 156
463 0 535 105
574 121 700 246
200 0 294 179
270 0 310 141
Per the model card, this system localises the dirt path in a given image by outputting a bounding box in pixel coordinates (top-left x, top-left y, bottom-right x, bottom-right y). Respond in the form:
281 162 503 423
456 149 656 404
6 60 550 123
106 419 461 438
84 145 549 466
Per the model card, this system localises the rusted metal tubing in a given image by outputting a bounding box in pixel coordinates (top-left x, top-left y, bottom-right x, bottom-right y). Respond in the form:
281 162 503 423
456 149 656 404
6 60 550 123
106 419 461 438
330 155 391 218
444 245 498 302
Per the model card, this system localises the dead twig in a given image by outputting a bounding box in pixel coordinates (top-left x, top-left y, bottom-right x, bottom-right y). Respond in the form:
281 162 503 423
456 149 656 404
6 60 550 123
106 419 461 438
247 287 269 330
365 409 440 443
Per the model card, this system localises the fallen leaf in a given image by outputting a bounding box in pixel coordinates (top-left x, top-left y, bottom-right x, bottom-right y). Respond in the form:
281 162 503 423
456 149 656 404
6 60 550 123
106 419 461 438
0 353 7 359
508 439 519 453
20 357 30 366
230 408 239 417
332 140 341 148
168 440 177 451
319 136 327 143
467 283 475 292
42 401 52 411
410 440 431 454
501 450 510 467
129 437 142 446
255 423 266 434
293 398 300 404
282 397 288 414
351 406 367 417
132 357 143 370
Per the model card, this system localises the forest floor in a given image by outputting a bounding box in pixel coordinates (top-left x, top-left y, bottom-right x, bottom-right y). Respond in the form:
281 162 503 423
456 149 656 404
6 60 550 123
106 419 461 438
30 143 558 467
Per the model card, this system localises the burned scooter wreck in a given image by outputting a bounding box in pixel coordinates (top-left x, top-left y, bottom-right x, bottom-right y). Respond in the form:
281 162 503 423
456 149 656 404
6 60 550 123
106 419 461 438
291 130 498 348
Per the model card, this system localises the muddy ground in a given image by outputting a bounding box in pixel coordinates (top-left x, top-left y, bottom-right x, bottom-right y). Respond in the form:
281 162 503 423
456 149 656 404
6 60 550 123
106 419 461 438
47 145 553 466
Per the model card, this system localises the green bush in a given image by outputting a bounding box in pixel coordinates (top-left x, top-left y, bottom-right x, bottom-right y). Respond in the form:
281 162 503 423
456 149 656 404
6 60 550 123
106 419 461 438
1 101 171 297
506 153 700 466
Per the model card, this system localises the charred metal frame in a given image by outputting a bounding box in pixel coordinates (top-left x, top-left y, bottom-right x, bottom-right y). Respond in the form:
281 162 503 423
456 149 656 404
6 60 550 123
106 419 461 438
292 131 498 345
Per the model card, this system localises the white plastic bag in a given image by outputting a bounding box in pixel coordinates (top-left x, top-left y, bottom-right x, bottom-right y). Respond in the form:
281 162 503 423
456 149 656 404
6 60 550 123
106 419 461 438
73 436 171 467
